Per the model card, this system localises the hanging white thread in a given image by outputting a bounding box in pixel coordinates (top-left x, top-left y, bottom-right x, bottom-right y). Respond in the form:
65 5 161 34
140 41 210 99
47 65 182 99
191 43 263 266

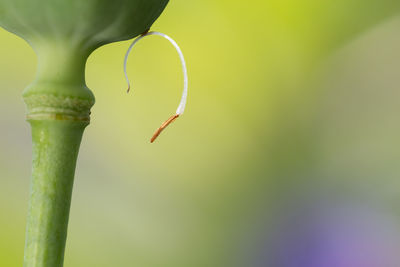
123 31 188 115
123 31 188 142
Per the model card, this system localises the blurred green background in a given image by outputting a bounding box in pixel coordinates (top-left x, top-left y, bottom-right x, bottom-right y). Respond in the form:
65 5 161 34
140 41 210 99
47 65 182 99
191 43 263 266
1 0 400 266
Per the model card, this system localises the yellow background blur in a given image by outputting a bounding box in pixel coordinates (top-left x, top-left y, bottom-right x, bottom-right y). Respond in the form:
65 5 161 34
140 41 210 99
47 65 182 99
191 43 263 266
1 1 400 266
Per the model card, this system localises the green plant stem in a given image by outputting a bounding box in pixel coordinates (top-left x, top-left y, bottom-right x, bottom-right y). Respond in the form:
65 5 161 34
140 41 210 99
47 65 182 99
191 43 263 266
0 2 169 266
24 120 87 267
22 47 94 267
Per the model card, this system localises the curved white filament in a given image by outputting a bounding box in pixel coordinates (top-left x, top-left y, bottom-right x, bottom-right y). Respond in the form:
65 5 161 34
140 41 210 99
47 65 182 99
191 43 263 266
123 31 188 115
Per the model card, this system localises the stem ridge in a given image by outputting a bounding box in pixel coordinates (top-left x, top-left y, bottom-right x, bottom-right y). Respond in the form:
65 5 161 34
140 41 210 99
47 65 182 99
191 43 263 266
24 93 94 122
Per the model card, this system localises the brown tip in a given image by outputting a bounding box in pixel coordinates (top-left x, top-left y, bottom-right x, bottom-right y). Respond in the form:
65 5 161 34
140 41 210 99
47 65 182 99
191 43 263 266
150 114 179 143
127 85 131 93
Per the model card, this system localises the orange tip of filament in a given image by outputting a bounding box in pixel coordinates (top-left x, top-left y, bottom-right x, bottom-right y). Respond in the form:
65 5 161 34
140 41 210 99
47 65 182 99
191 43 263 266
150 114 180 143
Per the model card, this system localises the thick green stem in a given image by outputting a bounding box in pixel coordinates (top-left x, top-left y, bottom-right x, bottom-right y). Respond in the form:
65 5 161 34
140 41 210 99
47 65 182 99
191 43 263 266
0 2 169 266
22 46 94 267
24 120 87 267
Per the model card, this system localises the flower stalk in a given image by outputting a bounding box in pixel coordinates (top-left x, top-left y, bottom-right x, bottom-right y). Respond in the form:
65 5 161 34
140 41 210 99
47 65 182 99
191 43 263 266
22 48 94 267
24 119 88 266
0 1 169 266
